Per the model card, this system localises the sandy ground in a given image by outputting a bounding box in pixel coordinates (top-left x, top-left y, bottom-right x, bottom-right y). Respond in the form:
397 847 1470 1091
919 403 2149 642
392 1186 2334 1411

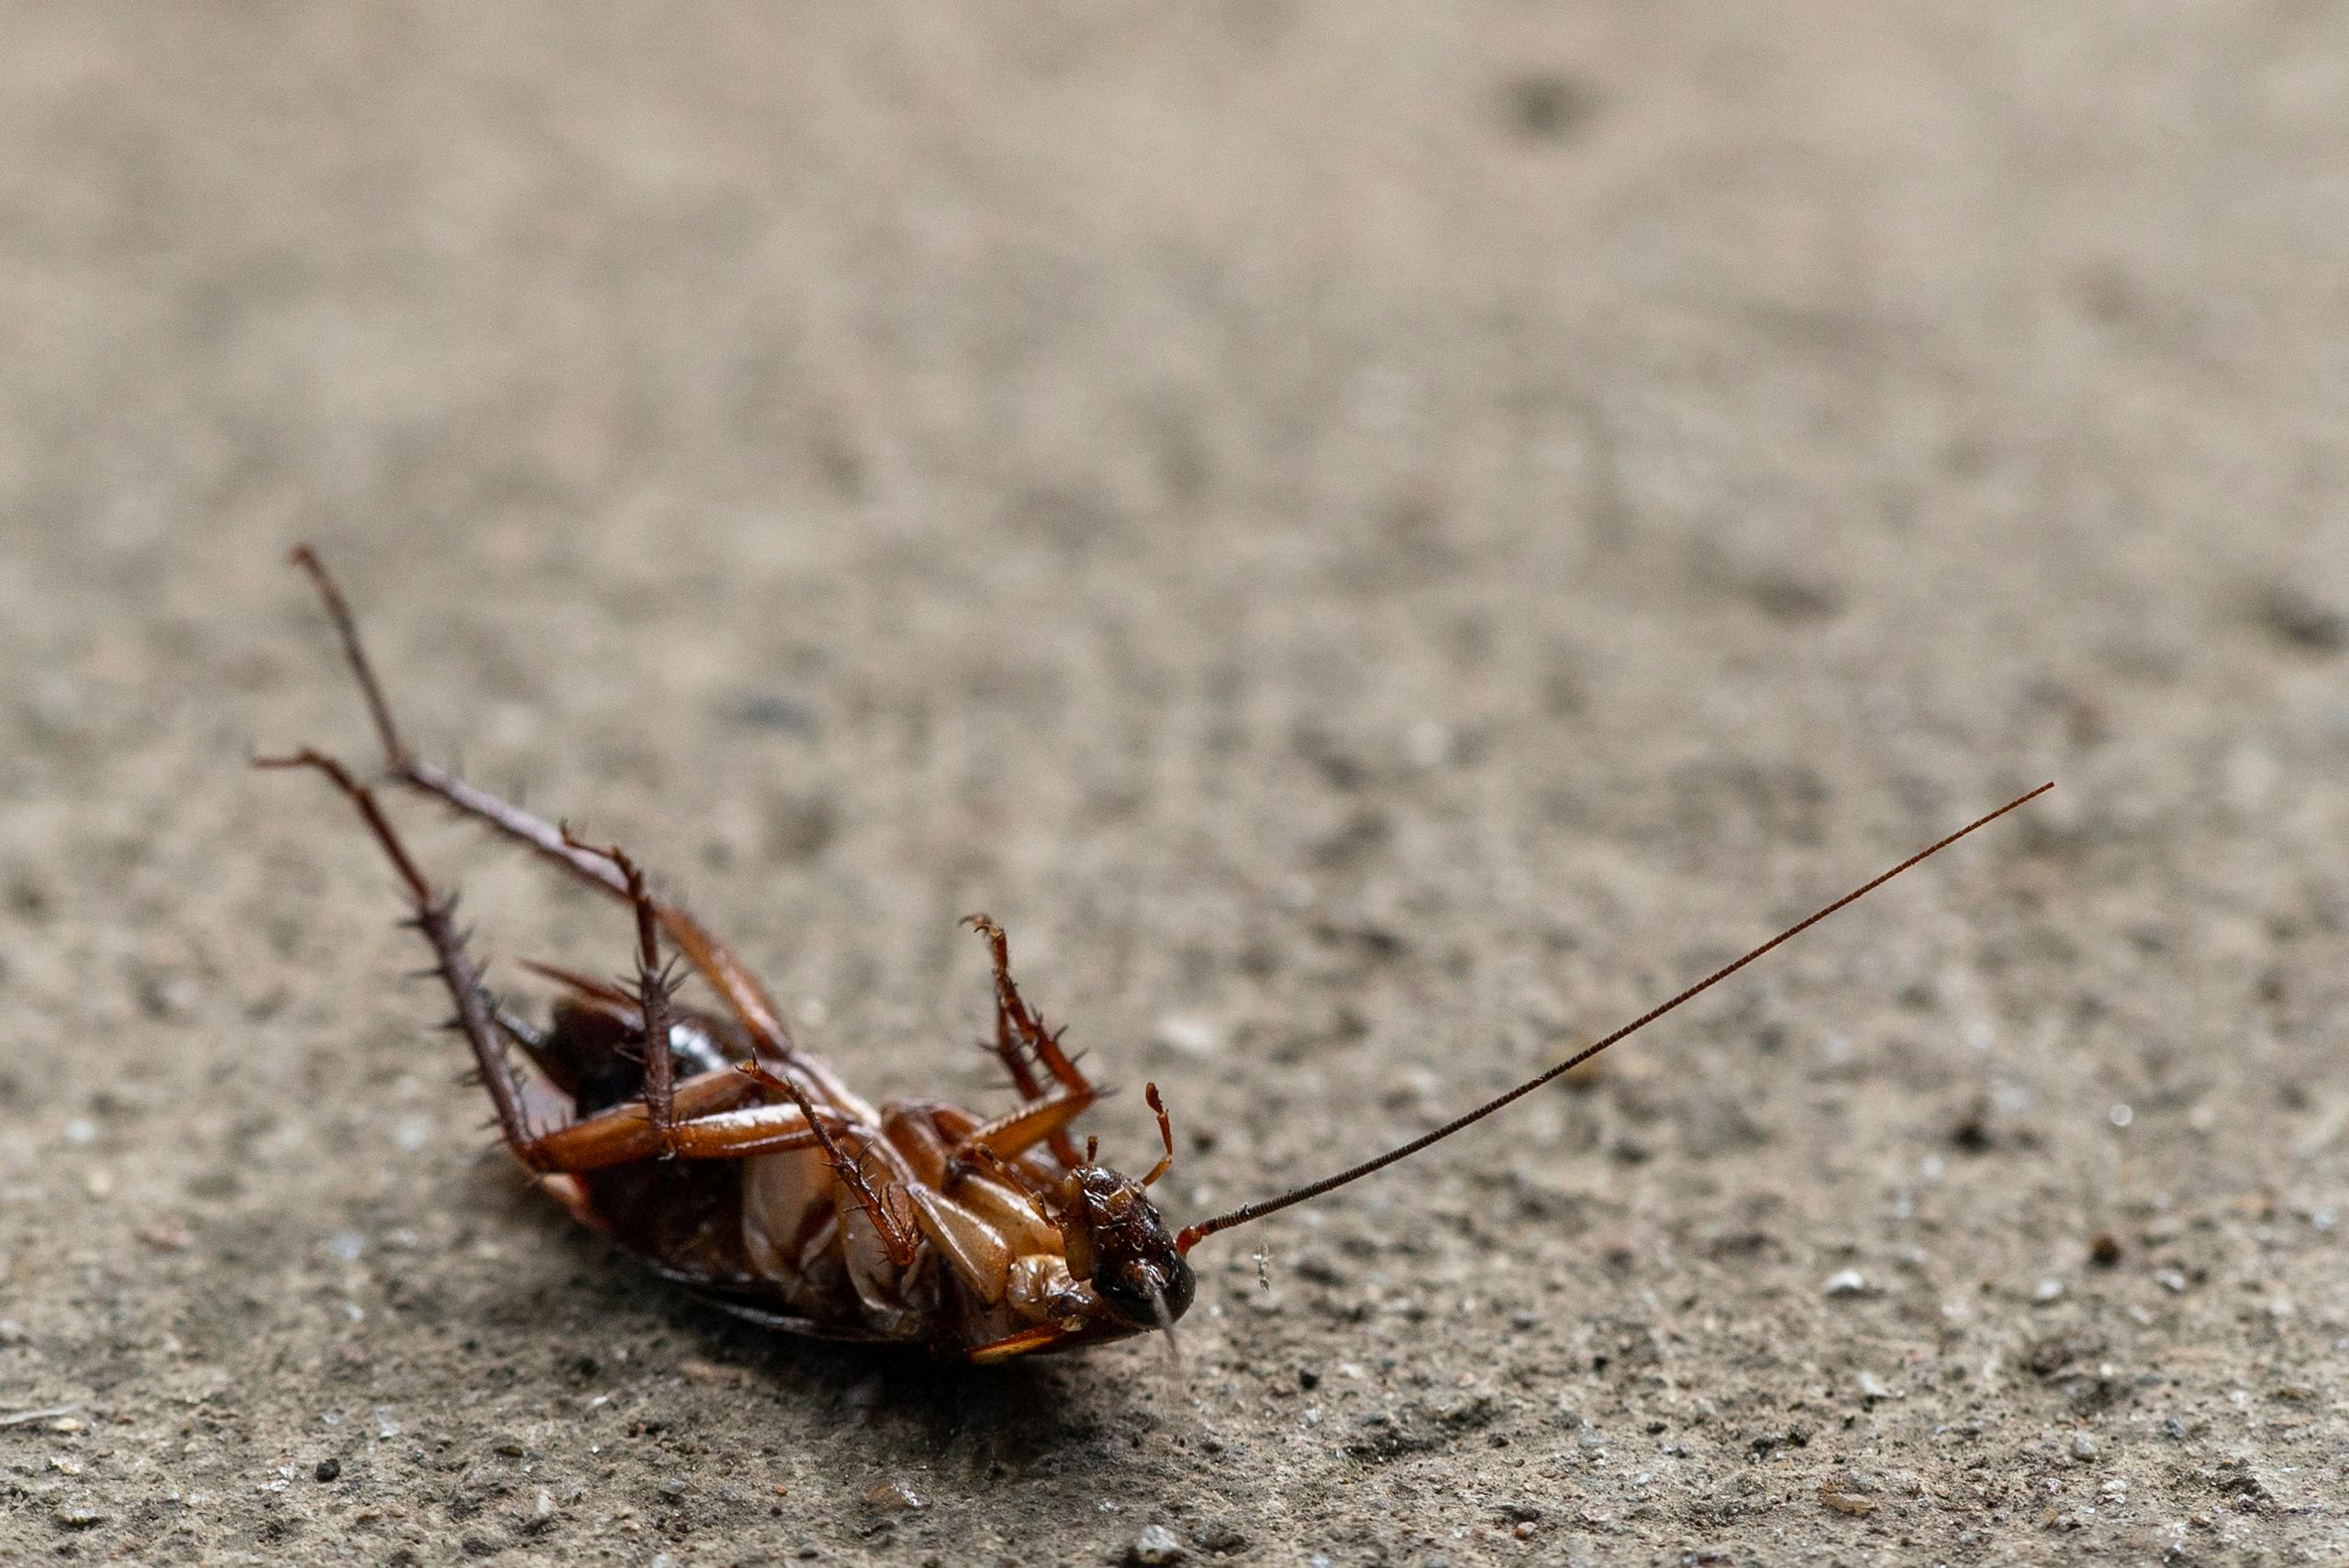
3 5 2347 1564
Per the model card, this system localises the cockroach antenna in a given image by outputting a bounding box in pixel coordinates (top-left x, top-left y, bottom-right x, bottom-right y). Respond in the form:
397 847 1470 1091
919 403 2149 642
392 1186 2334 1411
1173 781 2053 1255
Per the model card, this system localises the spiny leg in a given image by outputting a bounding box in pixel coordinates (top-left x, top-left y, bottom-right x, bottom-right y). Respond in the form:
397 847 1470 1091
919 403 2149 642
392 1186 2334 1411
254 748 545 1170
735 1059 919 1267
257 751 878 1183
287 546 866 1114
961 914 1093 1166
561 828 681 1147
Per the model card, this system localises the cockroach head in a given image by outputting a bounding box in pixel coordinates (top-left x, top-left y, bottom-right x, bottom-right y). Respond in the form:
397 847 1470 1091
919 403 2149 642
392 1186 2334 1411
1053 1164 1195 1334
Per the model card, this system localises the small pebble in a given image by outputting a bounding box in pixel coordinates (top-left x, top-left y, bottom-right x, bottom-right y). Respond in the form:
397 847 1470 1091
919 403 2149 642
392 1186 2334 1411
1856 1371 1893 1401
2071 1432 2098 1461
1152 1017 1224 1059
1823 1269 1868 1296
0 1320 28 1346
315 1458 340 1483
2088 1233 2122 1267
1818 1485 1875 1518
2032 1278 2065 1303
55 1507 106 1529
1132 1522 1186 1564
863 1481 923 1511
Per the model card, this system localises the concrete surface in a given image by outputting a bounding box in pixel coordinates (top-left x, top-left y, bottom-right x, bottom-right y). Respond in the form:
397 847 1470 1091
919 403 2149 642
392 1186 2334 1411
3 5 2346 1564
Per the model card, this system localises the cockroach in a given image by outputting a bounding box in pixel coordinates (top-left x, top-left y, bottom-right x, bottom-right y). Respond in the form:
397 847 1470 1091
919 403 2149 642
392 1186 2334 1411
261 548 2050 1364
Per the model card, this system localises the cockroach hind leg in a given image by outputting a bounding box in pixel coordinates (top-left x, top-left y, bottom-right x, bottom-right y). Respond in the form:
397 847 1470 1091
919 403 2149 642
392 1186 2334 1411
255 747 549 1169
288 549 825 1086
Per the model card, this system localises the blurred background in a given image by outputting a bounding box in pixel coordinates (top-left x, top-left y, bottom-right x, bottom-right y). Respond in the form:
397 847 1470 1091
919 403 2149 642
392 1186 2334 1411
1 6 2344 1562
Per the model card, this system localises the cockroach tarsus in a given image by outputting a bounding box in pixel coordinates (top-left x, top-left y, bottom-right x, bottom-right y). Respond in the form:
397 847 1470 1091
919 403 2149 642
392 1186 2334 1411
261 546 2051 1363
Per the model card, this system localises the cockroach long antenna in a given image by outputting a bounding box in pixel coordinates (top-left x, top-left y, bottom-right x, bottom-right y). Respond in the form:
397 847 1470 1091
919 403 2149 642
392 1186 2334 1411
1174 782 2053 1255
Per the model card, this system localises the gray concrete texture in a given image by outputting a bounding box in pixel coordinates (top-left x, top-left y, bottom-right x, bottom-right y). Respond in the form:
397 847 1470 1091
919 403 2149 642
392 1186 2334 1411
2 5 2345 1564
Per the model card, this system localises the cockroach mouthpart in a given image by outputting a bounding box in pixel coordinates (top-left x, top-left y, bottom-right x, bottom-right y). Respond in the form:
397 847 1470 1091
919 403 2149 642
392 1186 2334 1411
261 546 2048 1362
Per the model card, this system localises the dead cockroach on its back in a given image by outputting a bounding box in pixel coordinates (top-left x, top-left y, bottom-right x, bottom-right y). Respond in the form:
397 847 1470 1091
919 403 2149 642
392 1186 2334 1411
261 548 2049 1363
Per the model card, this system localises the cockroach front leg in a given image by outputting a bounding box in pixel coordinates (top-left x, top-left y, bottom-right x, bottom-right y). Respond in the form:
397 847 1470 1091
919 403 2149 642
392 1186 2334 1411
961 915 1096 1166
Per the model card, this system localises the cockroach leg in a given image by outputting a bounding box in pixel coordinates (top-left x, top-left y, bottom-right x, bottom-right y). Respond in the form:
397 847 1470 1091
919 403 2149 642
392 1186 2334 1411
981 979 1051 1104
1141 1082 1174 1187
962 914 1092 1165
963 913 1092 1092
518 960 636 1010
558 827 679 1150
256 748 827 1179
964 1144 1057 1226
734 1059 920 1267
286 547 870 1118
953 1086 1098 1164
406 759 804 1082
253 748 547 1170
531 1095 840 1172
964 1322 1075 1365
